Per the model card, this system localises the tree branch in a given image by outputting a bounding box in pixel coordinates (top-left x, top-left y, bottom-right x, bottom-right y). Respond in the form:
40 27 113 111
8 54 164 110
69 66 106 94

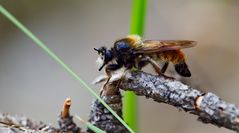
0 113 58 132
88 83 129 133
118 71 239 132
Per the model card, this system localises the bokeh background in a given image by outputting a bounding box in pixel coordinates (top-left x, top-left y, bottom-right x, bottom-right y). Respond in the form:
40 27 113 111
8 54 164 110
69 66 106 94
1 0 239 133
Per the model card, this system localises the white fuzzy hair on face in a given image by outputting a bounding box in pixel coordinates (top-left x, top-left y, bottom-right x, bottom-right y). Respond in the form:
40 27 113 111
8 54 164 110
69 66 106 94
96 56 104 69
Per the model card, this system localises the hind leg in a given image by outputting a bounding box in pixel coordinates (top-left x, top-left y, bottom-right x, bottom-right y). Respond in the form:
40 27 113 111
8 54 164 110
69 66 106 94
142 56 174 79
140 56 162 75
161 61 169 74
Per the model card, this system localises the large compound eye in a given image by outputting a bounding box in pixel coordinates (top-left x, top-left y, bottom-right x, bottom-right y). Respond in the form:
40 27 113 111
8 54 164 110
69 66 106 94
98 50 105 59
94 47 107 61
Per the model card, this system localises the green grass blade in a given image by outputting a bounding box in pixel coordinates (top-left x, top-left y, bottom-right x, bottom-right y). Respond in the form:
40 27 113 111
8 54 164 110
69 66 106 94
123 0 147 132
0 5 134 133
75 115 106 133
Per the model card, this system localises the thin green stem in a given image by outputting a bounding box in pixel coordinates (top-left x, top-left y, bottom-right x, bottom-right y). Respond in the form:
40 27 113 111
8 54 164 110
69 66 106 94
0 5 134 133
75 115 106 133
130 0 147 35
123 0 147 132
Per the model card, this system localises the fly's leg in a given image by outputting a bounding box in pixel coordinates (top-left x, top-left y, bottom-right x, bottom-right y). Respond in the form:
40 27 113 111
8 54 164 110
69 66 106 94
142 56 174 79
142 56 162 75
161 61 169 73
101 64 122 96
114 68 129 91
137 59 149 70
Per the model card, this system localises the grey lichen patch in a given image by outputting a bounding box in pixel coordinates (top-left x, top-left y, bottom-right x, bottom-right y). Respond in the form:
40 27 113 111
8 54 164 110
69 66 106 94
88 92 129 133
0 113 59 133
166 80 188 91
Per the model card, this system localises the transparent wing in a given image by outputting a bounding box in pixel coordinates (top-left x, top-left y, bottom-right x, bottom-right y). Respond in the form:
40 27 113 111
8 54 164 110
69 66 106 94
134 40 196 54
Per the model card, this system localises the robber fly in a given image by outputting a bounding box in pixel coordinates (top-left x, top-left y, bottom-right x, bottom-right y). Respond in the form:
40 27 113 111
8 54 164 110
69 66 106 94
94 35 196 88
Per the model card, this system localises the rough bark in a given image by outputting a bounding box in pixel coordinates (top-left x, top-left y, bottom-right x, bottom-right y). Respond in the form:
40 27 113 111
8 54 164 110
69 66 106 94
88 83 129 133
0 113 59 133
0 98 82 133
2 71 239 132
118 71 239 132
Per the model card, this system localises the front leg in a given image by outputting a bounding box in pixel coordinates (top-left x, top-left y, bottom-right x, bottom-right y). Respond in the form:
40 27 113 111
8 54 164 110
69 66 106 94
101 63 122 95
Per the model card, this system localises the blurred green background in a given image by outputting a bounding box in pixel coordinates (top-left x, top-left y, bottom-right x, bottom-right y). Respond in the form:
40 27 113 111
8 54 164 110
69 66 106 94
1 0 239 133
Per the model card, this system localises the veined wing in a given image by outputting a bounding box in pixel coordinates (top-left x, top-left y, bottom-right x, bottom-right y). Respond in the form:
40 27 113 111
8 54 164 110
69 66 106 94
134 40 196 54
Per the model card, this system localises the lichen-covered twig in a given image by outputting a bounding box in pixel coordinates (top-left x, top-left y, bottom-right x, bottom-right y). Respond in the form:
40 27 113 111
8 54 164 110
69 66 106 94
118 71 239 132
88 83 129 133
0 113 58 133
